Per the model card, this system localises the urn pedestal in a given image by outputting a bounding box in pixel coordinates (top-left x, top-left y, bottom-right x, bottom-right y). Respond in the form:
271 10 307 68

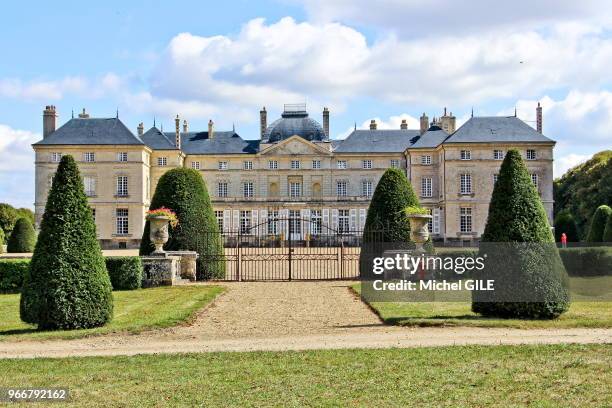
407 213 432 253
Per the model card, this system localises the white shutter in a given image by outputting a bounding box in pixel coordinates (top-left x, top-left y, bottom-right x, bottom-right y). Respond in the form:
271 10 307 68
232 210 239 233
322 209 330 231
252 210 258 235
279 209 289 237
433 208 440 234
331 209 339 230
302 209 310 235
260 209 267 235
223 210 231 233
359 208 366 230
349 209 357 232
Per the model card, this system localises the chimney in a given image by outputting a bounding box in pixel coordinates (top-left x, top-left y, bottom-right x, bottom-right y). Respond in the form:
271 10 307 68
43 105 57 138
322 107 330 137
183 119 188 133
260 107 267 138
369 119 377 130
400 119 408 130
78 108 89 119
419 113 428 135
536 102 543 134
175 115 181 149
208 119 214 139
137 122 144 136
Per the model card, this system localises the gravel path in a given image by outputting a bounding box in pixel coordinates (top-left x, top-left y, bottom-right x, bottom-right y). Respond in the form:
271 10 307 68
0 281 610 359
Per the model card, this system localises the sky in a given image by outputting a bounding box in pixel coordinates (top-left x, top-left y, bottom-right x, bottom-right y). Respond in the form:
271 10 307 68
1 0 611 208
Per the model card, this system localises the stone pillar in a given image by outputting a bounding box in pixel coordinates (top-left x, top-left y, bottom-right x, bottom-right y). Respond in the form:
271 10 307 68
208 119 214 139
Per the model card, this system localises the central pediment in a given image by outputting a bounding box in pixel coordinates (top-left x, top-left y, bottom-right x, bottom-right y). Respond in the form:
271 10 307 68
259 135 332 156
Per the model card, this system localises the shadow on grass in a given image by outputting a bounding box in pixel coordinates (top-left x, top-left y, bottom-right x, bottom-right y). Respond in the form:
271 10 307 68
0 327 39 336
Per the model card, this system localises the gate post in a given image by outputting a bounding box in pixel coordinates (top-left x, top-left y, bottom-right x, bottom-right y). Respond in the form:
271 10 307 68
288 230 292 281
236 229 241 282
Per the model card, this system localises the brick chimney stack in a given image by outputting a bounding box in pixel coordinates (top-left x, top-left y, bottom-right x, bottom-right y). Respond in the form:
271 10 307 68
536 102 543 134
369 119 377 130
208 119 215 139
137 122 144 136
419 113 428 135
260 107 267 138
183 119 188 133
43 105 57 138
322 107 330 137
175 115 181 149
400 119 408 130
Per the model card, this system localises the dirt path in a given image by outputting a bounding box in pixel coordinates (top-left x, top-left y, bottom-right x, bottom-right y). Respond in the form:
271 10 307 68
0 281 610 359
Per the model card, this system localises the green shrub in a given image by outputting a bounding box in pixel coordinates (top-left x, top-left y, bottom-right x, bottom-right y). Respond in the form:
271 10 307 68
586 205 611 242
7 217 36 253
554 210 579 242
0 227 4 254
0 259 29 293
105 257 143 290
0 203 18 236
20 155 113 330
472 149 570 319
140 168 225 280
558 247 612 276
603 212 612 242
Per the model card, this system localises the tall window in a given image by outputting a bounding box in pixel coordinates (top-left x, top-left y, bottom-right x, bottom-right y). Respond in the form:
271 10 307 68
338 209 349 233
239 211 251 234
460 207 472 233
117 152 128 162
362 180 373 197
291 160 300 169
337 160 347 169
421 177 432 197
460 174 472 194
337 180 347 196
390 159 399 168
268 160 278 169
116 176 128 196
312 160 321 169
268 210 279 235
460 150 471 160
51 152 62 162
526 149 536 160
84 152 95 162
116 209 129 235
158 157 167 166
217 182 228 198
421 155 432 165
362 160 372 169
531 173 539 188
311 210 322 235
243 161 253 170
243 182 254 198
289 182 302 198
427 208 433 232
289 210 301 235
214 210 224 232
191 161 201 170
218 161 228 170
493 150 504 160
84 176 96 197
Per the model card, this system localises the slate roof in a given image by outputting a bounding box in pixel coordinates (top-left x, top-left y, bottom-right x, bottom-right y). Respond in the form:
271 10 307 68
162 130 260 155
410 126 449 149
141 127 178 150
444 116 554 144
263 111 327 143
33 118 144 146
333 129 420 153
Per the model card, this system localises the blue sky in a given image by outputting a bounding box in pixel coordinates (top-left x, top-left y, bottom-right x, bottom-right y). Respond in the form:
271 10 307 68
1 0 612 208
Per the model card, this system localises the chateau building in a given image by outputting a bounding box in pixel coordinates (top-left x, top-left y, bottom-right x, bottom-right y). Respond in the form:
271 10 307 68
33 103 554 248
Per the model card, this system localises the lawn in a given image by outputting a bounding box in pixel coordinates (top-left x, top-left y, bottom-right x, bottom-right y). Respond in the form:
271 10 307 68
353 282 612 328
0 285 224 341
0 344 609 407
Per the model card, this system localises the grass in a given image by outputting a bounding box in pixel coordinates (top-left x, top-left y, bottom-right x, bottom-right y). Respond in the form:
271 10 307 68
0 285 224 341
0 344 609 407
352 282 612 328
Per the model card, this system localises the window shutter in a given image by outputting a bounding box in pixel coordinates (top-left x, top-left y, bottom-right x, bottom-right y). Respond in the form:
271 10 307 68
302 209 310 235
433 208 440 234
223 210 231 233
349 209 357 231
322 209 330 231
252 210 258 235
331 209 338 230
232 210 239 233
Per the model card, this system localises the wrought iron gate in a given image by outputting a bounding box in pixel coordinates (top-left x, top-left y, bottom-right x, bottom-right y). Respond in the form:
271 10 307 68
201 217 364 281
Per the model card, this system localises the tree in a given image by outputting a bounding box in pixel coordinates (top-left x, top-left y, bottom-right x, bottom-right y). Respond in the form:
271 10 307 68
603 212 612 242
0 227 4 254
140 168 224 280
586 205 612 243
6 218 36 253
553 210 579 242
472 149 570 319
0 203 18 236
15 208 35 227
20 155 113 329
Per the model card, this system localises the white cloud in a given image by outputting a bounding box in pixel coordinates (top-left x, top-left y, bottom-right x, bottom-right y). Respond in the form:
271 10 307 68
554 153 591 178
0 75 123 101
0 124 38 208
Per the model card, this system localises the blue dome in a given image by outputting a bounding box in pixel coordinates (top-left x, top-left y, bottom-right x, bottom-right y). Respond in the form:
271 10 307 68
263 109 327 143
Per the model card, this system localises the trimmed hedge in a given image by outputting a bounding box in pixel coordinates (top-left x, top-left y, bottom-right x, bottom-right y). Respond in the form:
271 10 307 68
0 259 29 293
20 155 113 330
603 213 612 242
472 149 570 319
558 247 612 276
105 257 143 290
7 217 36 253
586 205 612 243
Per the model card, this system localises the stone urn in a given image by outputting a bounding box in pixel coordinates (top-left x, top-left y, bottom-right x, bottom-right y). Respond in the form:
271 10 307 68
407 213 432 253
149 215 170 254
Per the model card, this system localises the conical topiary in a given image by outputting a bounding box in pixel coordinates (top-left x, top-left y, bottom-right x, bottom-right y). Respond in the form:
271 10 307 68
140 168 225 280
472 149 570 319
7 217 36 253
586 205 612 243
20 155 113 329
553 210 579 243
603 211 612 242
